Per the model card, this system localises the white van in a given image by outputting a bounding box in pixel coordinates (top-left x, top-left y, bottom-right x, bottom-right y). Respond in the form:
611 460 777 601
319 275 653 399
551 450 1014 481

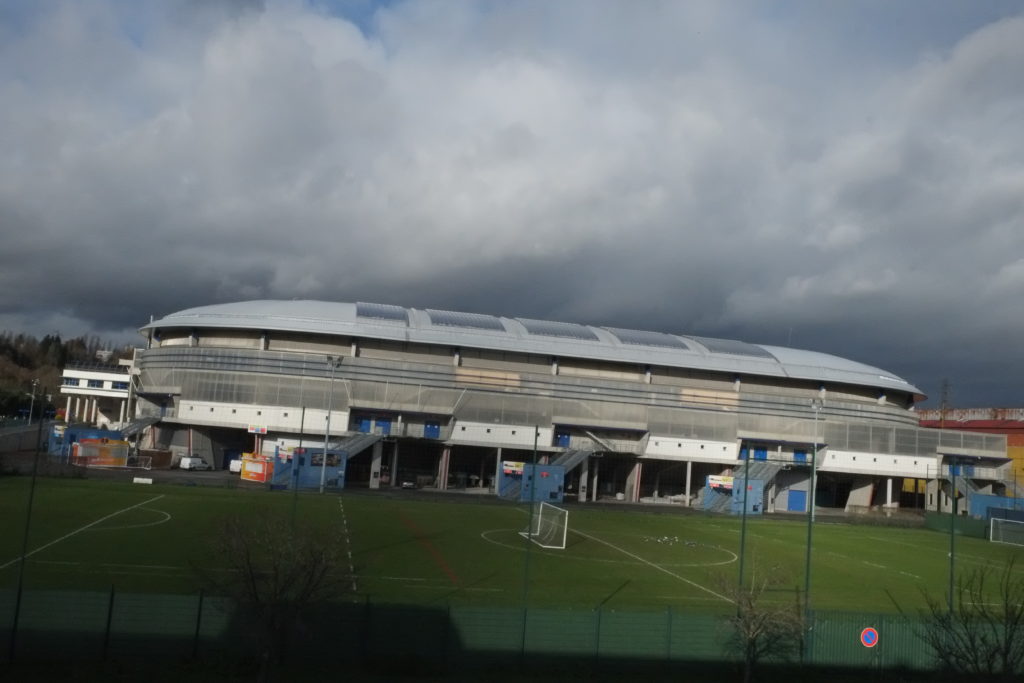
179 456 211 471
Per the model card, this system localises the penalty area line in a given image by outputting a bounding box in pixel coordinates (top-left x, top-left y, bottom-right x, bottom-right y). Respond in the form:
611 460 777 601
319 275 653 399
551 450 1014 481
0 494 166 571
571 529 734 605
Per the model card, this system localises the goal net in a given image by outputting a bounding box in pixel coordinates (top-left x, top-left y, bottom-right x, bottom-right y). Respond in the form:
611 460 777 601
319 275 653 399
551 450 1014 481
520 502 569 550
990 517 1024 546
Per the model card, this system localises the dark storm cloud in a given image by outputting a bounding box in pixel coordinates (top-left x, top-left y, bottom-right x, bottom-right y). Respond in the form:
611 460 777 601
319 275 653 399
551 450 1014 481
1 1 1022 406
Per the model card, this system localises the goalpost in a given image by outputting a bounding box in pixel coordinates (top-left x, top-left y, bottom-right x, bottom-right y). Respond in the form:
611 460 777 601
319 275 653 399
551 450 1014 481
990 517 1024 546
520 501 569 550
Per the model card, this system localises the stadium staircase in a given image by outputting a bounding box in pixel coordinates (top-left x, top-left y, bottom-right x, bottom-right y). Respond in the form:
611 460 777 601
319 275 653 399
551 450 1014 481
734 460 784 488
325 432 383 458
582 430 616 452
550 448 594 472
701 487 733 514
699 461 783 514
499 479 522 502
120 416 159 438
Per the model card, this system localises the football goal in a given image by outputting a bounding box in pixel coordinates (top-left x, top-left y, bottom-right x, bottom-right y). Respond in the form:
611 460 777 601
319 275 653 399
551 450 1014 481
520 502 569 550
990 517 1024 546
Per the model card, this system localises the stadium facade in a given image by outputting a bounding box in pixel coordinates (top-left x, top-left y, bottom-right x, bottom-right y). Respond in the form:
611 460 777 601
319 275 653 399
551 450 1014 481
124 300 1007 514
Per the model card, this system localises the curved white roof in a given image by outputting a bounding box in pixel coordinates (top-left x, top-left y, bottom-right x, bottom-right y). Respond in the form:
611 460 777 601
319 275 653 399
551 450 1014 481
141 300 923 398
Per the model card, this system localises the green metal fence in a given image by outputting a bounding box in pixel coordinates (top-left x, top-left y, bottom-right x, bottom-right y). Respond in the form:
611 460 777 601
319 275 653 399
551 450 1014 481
1 588 936 673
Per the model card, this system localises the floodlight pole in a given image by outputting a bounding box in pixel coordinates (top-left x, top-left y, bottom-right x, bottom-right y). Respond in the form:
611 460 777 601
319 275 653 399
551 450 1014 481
738 447 751 590
520 426 540 656
804 399 822 622
319 356 342 494
9 395 45 661
27 379 39 427
948 455 957 613
292 406 305 527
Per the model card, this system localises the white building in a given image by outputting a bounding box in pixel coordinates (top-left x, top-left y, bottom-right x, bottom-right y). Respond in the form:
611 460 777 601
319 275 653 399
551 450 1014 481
60 360 133 429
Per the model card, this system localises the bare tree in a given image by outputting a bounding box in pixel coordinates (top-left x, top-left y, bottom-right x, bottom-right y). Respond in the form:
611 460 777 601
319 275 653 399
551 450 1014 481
196 509 346 679
718 567 805 683
918 560 1024 681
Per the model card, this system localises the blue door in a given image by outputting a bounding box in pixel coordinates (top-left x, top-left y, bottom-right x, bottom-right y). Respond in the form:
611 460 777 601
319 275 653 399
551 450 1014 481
375 418 391 436
794 449 807 463
754 448 768 461
357 417 372 433
788 490 807 512
555 431 570 448
424 421 440 439
739 447 749 460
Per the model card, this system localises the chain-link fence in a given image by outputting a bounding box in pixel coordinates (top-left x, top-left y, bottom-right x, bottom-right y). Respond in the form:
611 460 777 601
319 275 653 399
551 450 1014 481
1 587 942 675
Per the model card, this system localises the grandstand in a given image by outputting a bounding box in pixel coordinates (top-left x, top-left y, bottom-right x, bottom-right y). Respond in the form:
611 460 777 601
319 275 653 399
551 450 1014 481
124 300 1006 514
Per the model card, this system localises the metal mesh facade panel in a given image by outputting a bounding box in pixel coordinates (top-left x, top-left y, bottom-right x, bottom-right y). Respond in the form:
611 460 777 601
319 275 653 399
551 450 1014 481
135 346 1005 460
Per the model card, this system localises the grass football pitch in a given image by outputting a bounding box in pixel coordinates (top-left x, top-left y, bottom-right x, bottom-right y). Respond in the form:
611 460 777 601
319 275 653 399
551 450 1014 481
1 477 1022 614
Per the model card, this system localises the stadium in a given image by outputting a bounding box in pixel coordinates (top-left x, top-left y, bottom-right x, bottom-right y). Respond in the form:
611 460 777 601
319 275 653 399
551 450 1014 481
118 300 1007 515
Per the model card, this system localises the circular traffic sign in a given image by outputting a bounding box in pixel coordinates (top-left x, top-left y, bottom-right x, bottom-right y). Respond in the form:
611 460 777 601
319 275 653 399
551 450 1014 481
860 627 879 648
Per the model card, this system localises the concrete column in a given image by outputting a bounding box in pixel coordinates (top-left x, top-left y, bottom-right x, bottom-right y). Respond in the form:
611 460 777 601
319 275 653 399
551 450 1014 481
625 461 642 502
91 399 98 424
495 447 502 493
369 441 383 489
65 397 72 422
590 458 600 502
118 400 126 424
886 477 893 506
578 456 589 503
437 446 451 490
390 442 399 488
685 460 693 507
74 397 80 421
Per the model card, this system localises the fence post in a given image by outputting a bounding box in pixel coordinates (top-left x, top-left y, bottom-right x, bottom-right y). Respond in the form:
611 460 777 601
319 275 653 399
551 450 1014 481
665 605 672 662
102 584 115 661
192 588 204 659
361 595 371 665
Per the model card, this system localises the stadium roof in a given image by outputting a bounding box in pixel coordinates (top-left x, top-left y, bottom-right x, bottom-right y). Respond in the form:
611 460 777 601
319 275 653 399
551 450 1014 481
141 300 923 398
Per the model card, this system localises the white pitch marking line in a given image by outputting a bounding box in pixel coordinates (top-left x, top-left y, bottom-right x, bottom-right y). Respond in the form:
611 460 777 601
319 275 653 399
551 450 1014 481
0 494 166 571
87 508 172 531
571 529 733 605
338 498 358 594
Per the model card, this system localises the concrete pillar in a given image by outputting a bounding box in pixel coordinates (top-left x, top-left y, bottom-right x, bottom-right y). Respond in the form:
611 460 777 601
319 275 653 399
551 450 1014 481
578 456 589 503
74 397 80 421
118 400 126 424
590 458 600 502
685 461 693 507
369 441 383 489
437 446 451 490
65 396 72 422
91 399 98 424
625 461 642 502
886 477 893 506
390 442 399 488
495 447 502 493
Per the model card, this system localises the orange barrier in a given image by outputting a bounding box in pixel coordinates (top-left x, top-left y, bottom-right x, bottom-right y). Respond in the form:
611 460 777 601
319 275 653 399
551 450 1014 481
71 438 130 467
240 453 274 483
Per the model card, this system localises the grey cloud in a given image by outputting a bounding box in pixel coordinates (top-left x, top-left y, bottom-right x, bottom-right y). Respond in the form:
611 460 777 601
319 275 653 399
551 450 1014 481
1 1 1023 406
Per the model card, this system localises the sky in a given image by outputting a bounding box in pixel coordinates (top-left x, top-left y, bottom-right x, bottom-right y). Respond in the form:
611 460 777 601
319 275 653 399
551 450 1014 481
1 0 1022 408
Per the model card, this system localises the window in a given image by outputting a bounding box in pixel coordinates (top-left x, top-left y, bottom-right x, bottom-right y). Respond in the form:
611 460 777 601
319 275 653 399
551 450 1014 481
63 377 79 386
112 381 129 390
87 380 103 388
